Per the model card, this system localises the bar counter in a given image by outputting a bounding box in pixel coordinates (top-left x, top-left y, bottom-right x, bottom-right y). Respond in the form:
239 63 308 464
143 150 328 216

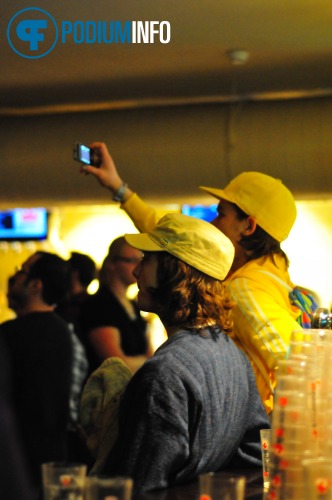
140 468 265 500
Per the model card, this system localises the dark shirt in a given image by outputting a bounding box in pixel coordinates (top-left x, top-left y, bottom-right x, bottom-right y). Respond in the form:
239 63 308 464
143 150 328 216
57 290 90 337
79 286 148 374
0 312 73 487
0 333 34 500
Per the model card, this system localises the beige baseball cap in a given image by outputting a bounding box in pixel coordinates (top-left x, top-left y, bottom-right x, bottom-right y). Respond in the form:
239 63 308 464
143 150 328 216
124 213 234 281
200 171 297 242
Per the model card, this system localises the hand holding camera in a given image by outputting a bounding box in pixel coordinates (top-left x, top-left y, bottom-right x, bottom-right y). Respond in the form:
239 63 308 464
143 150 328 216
74 141 132 203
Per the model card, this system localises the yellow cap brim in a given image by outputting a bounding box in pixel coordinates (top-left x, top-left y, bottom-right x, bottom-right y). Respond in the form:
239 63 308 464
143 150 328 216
124 233 164 252
199 186 235 203
125 212 235 280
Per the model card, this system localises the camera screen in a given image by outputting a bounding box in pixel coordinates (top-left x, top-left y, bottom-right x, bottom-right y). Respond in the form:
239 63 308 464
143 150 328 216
79 145 91 164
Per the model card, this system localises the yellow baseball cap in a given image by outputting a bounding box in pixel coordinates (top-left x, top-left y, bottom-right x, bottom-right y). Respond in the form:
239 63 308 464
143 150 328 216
200 171 296 242
124 213 234 281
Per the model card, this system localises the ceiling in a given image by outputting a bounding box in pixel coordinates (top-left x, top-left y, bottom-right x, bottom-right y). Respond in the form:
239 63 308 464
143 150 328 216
2 0 332 116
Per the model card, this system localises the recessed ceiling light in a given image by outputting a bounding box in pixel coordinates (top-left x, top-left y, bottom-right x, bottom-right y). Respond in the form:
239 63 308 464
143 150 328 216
226 49 250 65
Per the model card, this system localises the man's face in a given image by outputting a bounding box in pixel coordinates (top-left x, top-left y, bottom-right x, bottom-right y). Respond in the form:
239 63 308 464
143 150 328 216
107 243 143 288
133 252 159 314
8 253 40 310
211 199 249 247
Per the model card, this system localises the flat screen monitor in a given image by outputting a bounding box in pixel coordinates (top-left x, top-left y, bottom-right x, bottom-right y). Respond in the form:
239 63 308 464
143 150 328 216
0 208 48 241
181 203 218 223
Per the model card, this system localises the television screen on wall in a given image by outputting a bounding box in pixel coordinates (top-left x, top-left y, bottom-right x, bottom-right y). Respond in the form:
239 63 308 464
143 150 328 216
181 204 218 223
0 208 48 241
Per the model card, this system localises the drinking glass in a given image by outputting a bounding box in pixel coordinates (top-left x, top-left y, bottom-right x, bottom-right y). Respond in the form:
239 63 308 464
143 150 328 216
42 462 87 500
302 458 332 500
260 429 271 491
199 472 246 500
85 476 133 500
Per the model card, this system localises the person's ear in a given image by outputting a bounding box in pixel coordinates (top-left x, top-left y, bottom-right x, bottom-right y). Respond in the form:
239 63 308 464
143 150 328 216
243 216 257 236
28 278 43 295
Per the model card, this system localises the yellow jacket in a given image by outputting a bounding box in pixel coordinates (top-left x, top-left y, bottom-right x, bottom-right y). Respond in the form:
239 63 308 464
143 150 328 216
123 193 158 232
121 193 300 413
226 256 300 413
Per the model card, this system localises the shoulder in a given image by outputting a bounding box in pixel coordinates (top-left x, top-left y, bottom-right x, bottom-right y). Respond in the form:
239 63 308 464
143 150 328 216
230 255 289 280
0 319 20 349
28 311 70 329
83 288 120 315
228 256 292 295
0 318 18 332
16 313 73 347
146 329 247 378
84 288 107 306
0 316 34 338
130 337 190 385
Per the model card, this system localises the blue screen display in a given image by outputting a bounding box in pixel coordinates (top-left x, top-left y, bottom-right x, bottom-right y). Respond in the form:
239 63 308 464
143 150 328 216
181 204 218 222
0 208 48 241
80 145 91 164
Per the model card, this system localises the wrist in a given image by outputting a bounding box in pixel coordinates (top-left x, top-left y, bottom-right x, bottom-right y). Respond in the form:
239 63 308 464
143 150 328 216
112 181 128 203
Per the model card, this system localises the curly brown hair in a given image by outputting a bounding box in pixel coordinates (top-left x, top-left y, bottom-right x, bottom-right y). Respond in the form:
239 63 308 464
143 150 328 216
152 252 234 335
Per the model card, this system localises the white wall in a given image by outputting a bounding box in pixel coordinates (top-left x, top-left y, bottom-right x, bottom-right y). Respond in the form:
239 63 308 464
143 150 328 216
284 200 332 307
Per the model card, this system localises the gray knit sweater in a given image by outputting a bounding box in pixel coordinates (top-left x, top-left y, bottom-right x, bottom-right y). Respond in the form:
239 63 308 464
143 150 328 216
103 328 269 496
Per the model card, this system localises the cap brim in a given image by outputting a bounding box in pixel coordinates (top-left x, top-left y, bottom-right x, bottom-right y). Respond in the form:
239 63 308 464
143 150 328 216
124 233 163 252
199 186 234 203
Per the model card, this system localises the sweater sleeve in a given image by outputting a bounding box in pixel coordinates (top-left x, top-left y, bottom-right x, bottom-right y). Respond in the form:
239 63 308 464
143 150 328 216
103 364 191 495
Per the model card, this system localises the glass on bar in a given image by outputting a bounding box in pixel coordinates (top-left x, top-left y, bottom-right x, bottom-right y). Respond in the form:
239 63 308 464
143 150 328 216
260 429 271 491
85 476 133 500
199 472 246 500
42 462 87 500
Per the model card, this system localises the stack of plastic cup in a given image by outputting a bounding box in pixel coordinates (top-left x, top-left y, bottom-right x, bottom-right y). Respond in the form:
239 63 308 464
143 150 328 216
268 329 332 500
302 457 332 500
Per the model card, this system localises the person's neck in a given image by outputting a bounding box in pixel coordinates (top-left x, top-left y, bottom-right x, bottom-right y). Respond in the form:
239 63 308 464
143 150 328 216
107 279 128 301
165 324 179 338
108 280 137 319
71 281 85 296
164 321 202 338
230 247 252 273
20 299 54 316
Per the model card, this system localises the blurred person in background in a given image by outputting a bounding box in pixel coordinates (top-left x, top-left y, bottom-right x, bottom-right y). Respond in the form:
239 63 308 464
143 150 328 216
78 141 318 414
57 251 97 336
7 251 90 464
56 251 95 461
0 333 34 500
80 236 153 376
1 252 74 493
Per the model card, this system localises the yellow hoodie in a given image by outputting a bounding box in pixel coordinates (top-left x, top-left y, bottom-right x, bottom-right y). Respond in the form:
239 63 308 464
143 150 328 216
226 256 300 413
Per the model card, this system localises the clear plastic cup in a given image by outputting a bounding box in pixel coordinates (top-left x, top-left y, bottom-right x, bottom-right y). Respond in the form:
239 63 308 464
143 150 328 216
199 472 246 500
42 462 87 500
